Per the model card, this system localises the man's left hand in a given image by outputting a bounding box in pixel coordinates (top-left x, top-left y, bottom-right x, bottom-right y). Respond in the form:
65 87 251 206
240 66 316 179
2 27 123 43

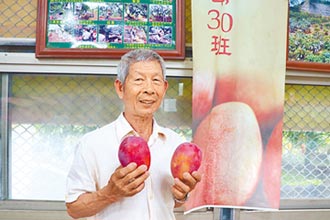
172 171 201 207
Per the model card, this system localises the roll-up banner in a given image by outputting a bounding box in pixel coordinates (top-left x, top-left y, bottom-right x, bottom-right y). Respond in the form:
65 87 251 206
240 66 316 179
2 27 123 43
187 0 288 213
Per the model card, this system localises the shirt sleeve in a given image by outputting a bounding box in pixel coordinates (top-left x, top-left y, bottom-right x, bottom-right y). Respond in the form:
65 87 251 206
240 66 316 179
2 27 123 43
65 140 96 203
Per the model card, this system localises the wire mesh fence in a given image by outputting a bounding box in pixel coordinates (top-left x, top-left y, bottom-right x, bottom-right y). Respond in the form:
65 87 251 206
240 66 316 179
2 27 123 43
4 74 330 200
0 0 37 38
281 84 330 199
7 74 192 200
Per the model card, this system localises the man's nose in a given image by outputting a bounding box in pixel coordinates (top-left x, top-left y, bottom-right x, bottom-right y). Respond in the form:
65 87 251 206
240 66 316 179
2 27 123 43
143 79 155 94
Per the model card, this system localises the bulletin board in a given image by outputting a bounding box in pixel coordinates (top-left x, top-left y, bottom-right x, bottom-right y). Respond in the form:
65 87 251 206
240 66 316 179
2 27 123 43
35 0 185 59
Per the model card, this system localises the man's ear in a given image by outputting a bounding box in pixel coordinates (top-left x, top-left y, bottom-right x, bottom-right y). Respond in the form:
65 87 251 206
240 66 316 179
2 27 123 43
164 80 169 92
114 79 124 99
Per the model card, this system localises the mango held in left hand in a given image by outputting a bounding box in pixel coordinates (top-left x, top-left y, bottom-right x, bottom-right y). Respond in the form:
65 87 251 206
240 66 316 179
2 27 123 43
118 136 151 170
171 142 202 179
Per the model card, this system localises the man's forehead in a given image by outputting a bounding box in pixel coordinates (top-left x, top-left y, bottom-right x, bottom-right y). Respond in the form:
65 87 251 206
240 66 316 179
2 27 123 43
128 61 163 74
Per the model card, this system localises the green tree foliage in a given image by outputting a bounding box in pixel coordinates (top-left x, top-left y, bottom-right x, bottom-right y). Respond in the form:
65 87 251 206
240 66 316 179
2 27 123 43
289 10 330 63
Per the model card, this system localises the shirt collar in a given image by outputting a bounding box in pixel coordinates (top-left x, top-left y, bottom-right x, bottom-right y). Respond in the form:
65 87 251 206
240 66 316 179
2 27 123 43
116 113 166 142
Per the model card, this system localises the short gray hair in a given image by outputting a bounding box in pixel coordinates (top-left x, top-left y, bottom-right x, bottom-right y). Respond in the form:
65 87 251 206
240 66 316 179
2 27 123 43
117 49 166 83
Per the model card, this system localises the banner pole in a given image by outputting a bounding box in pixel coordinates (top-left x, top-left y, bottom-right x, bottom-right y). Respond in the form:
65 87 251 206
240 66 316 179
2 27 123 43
219 208 234 220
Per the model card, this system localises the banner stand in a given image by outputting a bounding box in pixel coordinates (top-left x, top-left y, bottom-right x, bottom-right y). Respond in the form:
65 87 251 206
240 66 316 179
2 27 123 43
219 208 234 220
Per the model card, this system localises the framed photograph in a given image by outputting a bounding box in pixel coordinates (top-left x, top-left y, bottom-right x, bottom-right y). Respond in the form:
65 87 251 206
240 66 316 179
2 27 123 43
36 0 185 59
286 1 330 72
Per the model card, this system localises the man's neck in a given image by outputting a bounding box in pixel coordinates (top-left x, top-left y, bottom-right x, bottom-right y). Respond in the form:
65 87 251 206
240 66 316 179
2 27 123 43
123 113 153 141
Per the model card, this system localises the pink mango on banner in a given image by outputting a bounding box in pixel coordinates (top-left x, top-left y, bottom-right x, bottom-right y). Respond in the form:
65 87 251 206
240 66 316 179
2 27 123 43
186 102 263 209
213 73 284 146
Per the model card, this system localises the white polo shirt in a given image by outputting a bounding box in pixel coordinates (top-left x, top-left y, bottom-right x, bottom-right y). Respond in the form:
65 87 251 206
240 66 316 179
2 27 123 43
65 113 185 220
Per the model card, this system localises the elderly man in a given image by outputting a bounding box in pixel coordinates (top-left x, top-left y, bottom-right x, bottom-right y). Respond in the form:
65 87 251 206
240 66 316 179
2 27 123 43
65 49 201 220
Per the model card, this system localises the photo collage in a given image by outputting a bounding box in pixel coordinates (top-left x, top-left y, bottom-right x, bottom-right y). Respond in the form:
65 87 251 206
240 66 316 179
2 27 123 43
47 1 175 49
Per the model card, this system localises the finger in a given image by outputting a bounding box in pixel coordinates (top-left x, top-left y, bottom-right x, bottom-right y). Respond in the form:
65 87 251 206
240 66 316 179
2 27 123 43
127 181 146 196
116 163 137 179
126 169 149 196
124 164 148 183
182 172 201 190
127 171 149 189
173 177 190 194
183 172 196 183
191 171 202 182
172 183 188 201
179 172 198 190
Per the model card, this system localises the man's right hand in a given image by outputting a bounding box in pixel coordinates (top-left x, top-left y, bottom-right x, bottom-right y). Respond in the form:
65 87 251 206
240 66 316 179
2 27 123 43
106 162 150 199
